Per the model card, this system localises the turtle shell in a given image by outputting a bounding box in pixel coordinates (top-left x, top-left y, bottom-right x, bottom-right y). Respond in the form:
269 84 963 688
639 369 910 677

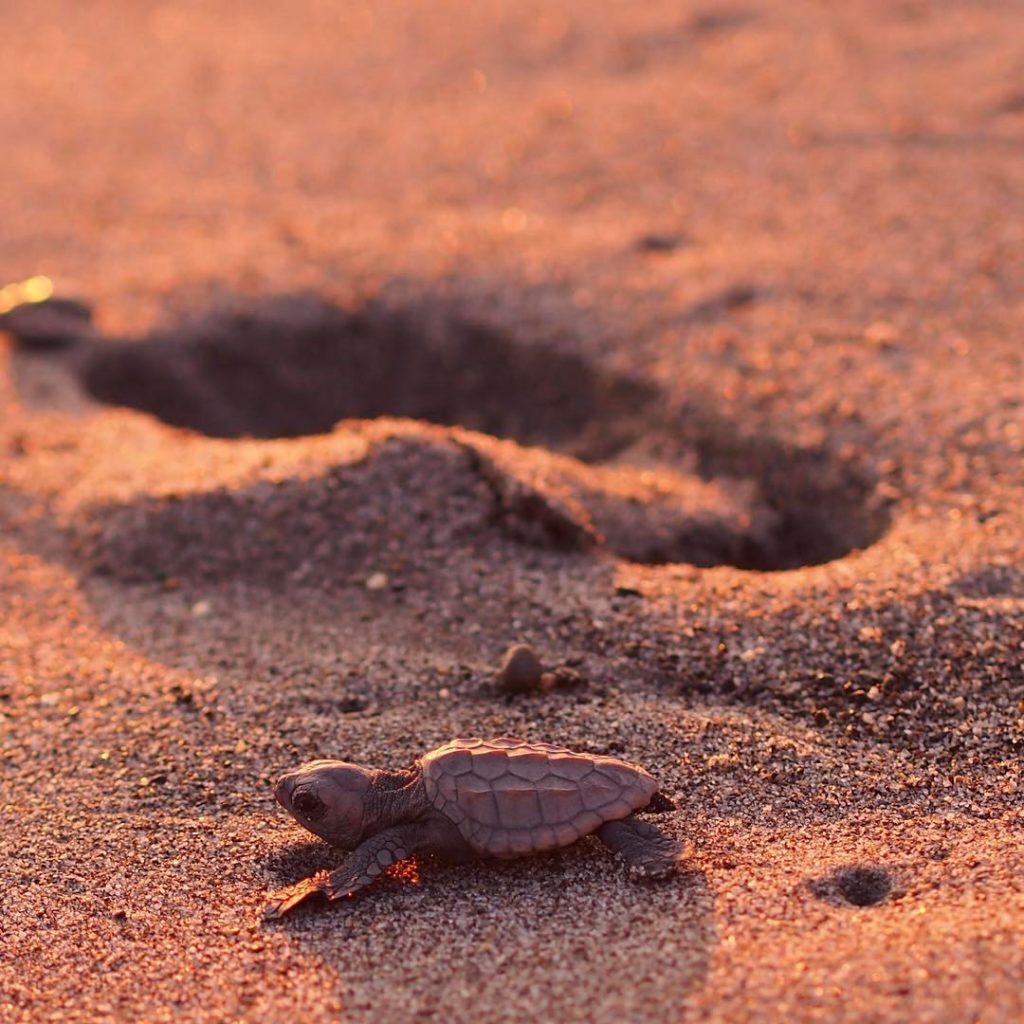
420 737 658 858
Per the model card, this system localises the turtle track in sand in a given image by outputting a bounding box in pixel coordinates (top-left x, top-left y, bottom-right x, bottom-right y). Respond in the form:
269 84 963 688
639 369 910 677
11 292 890 571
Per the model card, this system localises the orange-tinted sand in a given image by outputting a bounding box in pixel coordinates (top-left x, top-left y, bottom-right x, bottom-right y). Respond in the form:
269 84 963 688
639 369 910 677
1 2 1022 1022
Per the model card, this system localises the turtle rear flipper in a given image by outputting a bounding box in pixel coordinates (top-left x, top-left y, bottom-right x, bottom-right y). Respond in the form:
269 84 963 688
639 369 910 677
646 790 676 814
597 815 682 879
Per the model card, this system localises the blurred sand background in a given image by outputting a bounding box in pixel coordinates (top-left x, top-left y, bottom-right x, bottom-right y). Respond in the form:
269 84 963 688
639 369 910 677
1 1 1022 1021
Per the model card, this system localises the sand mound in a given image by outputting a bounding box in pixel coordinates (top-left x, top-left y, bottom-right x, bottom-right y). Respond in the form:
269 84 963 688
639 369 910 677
73 421 785 584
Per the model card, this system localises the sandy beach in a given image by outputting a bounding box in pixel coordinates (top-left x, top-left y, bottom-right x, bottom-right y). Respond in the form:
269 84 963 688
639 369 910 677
1 2 1022 1021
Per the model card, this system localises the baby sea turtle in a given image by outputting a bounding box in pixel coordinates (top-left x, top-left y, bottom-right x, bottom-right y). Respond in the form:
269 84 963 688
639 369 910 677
265 736 681 918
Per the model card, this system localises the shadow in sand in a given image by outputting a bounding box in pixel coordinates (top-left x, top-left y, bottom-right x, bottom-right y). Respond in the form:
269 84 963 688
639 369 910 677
800 130 1024 152
264 839 342 882
262 835 716 1023
81 295 656 454
950 564 1021 600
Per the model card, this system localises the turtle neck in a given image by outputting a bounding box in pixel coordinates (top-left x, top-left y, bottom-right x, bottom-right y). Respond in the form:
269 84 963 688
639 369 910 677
360 768 424 839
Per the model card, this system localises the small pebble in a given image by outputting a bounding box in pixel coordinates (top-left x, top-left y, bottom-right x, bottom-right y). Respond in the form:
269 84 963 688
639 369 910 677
552 665 586 690
497 644 543 694
0 292 94 349
635 232 684 253
863 320 900 346
366 572 389 591
191 599 212 617
337 697 367 714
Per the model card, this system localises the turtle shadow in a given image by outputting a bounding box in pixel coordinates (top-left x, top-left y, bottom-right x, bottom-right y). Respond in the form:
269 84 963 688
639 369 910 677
264 841 717 1021
263 839 340 881
949 564 1020 600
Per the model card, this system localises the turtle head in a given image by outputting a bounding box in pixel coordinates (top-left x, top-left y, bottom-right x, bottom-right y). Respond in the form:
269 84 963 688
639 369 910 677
274 760 375 849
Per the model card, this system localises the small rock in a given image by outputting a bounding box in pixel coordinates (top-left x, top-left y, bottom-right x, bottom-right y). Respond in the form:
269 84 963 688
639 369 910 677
497 644 544 694
552 665 587 690
0 293 94 349
863 321 900 347
365 572 389 591
191 599 212 617
635 232 684 254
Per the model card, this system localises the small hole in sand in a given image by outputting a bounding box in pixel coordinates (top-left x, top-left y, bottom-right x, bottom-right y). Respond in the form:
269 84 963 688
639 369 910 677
812 865 893 907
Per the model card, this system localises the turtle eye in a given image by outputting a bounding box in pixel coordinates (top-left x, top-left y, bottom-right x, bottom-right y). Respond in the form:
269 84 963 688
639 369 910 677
292 790 326 820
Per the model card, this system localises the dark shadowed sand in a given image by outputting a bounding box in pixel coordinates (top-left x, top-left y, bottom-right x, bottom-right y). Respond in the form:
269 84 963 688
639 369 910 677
1 2 1022 1021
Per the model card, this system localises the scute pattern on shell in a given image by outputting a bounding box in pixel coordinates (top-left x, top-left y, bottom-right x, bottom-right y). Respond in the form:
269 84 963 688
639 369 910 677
421 737 658 857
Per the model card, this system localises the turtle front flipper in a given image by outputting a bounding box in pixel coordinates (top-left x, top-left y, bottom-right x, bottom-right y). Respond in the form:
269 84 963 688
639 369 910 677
596 815 682 879
263 825 423 920
263 871 332 919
